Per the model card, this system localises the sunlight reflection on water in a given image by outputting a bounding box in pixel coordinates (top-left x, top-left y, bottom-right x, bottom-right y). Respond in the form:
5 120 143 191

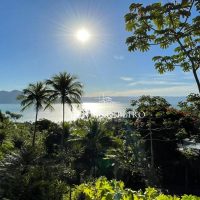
0 103 128 122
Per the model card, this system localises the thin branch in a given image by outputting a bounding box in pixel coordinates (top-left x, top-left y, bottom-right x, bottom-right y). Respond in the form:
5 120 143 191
178 0 195 33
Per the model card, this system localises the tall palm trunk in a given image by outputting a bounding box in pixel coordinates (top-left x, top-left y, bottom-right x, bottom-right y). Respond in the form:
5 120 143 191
32 107 38 147
61 101 65 147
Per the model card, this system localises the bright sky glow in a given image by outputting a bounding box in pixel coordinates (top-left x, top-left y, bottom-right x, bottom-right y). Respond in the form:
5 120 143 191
76 28 91 43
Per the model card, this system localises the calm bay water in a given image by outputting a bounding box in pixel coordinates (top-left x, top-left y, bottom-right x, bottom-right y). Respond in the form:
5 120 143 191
0 97 183 122
0 103 128 122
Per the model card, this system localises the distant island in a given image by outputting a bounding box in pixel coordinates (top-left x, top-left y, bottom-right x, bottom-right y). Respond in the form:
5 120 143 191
0 90 21 104
0 90 185 106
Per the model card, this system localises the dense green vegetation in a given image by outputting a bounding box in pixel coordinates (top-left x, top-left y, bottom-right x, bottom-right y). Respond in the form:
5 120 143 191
1 1 200 199
0 92 200 199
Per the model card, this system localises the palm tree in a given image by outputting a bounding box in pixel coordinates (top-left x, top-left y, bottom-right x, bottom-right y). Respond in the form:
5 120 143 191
72 118 114 178
18 82 52 147
84 118 108 178
46 72 83 146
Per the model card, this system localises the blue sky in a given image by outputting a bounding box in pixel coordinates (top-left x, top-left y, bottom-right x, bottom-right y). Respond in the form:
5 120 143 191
0 0 198 96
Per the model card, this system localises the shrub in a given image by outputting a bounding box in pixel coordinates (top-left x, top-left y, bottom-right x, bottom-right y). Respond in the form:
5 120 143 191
71 177 200 200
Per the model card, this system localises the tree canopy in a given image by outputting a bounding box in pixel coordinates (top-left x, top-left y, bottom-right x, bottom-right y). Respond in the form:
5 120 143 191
125 0 200 93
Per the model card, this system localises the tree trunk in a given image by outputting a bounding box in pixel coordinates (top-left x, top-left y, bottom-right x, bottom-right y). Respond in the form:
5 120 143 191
176 38 200 94
61 102 65 147
185 163 189 192
149 118 154 169
192 68 200 93
150 130 154 169
69 186 72 200
93 158 96 178
32 107 38 147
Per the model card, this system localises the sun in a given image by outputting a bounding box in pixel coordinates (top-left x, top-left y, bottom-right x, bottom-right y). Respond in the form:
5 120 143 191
76 28 91 43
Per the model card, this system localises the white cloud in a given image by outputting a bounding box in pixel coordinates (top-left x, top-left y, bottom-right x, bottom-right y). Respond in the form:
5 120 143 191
114 55 124 60
120 76 133 81
128 80 188 86
151 73 176 81
87 84 197 97
183 76 194 80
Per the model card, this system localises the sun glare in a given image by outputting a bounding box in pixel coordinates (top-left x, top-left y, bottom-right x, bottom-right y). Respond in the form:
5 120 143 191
76 28 91 43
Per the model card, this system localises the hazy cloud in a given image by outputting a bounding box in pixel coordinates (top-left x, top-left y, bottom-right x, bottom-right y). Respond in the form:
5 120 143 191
128 80 188 86
120 76 133 81
182 72 194 80
88 84 197 97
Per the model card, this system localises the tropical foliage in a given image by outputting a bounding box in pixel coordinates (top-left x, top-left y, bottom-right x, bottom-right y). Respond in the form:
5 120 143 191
1 0 200 198
17 82 52 147
71 177 200 200
125 0 200 93
0 92 200 199
46 72 83 146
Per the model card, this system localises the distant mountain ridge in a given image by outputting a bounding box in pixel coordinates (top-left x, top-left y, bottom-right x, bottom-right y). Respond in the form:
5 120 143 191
0 90 185 106
0 90 21 104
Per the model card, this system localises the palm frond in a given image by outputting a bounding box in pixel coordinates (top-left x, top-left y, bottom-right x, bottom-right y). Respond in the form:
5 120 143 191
18 81 53 112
